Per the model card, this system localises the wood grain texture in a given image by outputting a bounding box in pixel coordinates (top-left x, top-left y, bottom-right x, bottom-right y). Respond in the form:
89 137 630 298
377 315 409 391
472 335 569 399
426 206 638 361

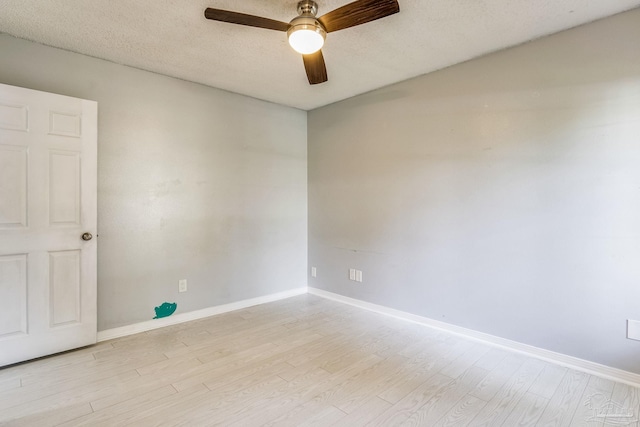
570 375 616 427
318 0 400 33
204 8 289 32
536 370 590 426
303 50 328 85
502 392 549 426
0 294 637 426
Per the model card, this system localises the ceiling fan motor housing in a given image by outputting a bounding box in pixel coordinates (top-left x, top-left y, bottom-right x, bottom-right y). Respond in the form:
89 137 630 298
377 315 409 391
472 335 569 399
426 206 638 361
289 0 326 35
288 15 326 38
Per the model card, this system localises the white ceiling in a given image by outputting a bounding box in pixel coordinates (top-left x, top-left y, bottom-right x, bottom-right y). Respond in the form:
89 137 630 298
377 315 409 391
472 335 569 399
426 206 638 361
1 1 639 110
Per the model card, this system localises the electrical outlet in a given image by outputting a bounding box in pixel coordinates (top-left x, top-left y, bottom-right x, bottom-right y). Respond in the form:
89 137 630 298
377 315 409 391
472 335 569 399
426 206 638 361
179 279 188 293
311 267 317 278
628 319 640 341
349 269 363 282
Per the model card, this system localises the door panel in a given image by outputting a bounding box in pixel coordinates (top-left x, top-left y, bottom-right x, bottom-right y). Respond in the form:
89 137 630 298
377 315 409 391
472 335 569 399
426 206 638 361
0 254 28 337
49 250 81 326
0 103 28 132
0 83 97 366
49 111 82 138
0 145 28 228
49 150 81 226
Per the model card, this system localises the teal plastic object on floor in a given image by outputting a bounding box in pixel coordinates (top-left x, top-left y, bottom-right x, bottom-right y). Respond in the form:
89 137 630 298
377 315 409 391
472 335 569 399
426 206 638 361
153 302 177 319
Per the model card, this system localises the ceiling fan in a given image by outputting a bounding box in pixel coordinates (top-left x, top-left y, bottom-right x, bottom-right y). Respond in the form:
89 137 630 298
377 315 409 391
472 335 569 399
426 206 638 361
204 0 400 85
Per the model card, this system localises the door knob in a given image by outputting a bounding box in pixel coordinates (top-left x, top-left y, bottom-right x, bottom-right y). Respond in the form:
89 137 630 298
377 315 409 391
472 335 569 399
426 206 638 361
81 232 93 241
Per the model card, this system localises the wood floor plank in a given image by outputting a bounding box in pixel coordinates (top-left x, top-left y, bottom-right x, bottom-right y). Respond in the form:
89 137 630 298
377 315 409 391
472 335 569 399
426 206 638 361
330 396 392 425
369 373 455 426
262 401 346 427
170 342 280 391
432 394 488 427
299 405 347 426
528 364 568 399
319 348 373 374
135 354 203 377
570 375 616 427
469 353 527 402
401 366 490 426
162 315 297 359
91 383 210 427
222 366 334 427
279 333 356 368
16 351 166 391
467 358 547 426
440 343 492 379
61 384 178 426
90 357 203 412
373 333 418 359
501 391 549 426
0 369 140 422
329 354 409 413
377 338 474 404
0 377 21 393
599 381 640 427
308 356 403 409
203 361 291 394
473 347 510 371
0 294 637 427
1 402 93 427
224 354 383 427
0 351 97 386
276 334 348 381
161 375 289 426
196 333 341 393
536 369 590 426
179 369 322 426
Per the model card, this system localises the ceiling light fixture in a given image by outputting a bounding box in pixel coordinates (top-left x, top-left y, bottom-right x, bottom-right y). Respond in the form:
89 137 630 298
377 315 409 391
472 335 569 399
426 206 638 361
287 1 326 55
204 0 400 85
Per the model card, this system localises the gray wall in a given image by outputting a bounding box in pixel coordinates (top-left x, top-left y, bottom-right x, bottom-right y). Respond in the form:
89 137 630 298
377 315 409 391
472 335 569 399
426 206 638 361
308 9 640 373
0 34 308 331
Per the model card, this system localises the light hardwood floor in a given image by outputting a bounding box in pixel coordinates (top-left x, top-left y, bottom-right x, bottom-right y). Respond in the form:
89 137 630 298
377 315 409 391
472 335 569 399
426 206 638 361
0 294 638 426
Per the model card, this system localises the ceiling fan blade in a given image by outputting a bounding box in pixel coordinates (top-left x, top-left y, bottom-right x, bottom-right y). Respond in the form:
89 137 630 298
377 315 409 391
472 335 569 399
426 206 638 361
318 0 399 33
303 50 328 85
204 8 290 32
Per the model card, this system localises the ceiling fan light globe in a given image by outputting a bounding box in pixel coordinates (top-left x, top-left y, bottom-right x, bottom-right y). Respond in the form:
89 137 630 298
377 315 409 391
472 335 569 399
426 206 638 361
289 29 325 54
287 17 326 55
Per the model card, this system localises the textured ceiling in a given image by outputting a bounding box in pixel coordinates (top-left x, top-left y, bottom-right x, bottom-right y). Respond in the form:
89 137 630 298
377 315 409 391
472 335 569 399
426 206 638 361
1 0 639 110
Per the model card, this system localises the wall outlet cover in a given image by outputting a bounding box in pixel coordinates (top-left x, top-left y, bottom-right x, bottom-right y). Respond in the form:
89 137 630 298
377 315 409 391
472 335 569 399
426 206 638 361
179 279 187 293
628 319 640 341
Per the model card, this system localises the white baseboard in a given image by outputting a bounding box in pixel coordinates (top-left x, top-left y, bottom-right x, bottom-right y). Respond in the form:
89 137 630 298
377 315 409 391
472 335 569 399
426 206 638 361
307 287 640 388
97 287 308 342
96 285 640 388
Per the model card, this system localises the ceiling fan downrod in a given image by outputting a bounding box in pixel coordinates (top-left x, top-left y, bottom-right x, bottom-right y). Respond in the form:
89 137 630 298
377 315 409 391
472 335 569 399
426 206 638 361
297 0 319 16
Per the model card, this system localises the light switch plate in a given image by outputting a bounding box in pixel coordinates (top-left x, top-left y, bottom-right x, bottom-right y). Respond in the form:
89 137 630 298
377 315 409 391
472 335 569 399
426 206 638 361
349 269 356 281
355 270 363 282
311 267 317 278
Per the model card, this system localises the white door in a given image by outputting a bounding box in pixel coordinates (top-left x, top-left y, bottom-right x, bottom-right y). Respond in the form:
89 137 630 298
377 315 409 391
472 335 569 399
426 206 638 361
0 83 97 367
